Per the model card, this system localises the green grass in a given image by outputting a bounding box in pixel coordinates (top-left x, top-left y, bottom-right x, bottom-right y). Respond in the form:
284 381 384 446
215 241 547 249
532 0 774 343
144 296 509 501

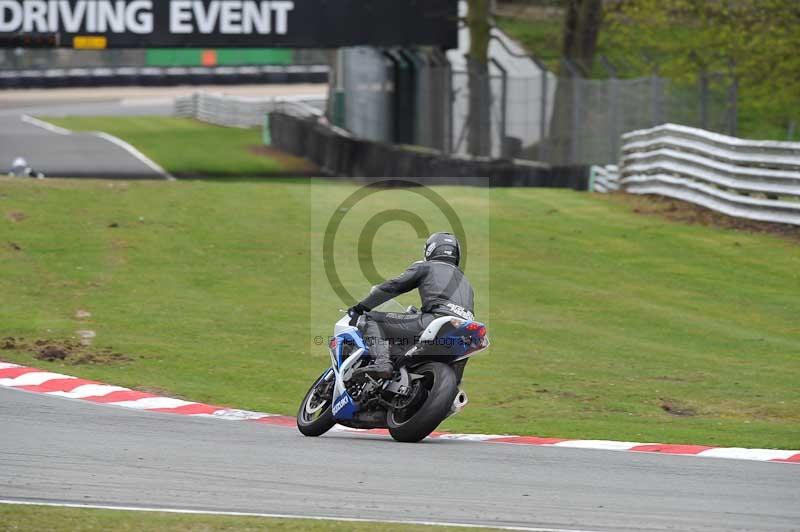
42 116 316 178
494 16 562 70
495 14 695 78
1 178 799 449
0 504 500 532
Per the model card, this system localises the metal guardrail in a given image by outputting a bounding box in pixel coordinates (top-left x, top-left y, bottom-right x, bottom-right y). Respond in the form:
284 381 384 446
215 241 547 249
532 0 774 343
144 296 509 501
617 123 800 226
175 91 326 128
589 165 619 193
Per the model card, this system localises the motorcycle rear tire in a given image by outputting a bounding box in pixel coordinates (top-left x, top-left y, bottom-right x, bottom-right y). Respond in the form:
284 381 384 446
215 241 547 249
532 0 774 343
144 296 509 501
387 362 458 443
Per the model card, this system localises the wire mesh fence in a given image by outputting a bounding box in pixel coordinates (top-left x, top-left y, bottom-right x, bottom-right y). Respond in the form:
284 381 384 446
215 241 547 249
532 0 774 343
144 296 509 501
335 48 737 167
541 72 734 165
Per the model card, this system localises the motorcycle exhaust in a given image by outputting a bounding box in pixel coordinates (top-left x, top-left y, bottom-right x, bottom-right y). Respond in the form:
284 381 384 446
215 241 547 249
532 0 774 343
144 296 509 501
347 409 388 429
449 388 469 417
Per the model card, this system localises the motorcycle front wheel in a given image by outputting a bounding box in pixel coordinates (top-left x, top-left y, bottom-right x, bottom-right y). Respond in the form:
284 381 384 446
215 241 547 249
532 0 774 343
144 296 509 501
387 362 458 443
297 371 336 437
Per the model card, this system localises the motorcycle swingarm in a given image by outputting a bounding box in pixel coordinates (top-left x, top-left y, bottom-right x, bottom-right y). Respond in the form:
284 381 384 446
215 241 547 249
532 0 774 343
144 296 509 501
382 367 422 397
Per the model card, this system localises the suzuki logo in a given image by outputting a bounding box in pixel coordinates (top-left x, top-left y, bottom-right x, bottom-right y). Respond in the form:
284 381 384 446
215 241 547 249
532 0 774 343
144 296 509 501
332 394 350 415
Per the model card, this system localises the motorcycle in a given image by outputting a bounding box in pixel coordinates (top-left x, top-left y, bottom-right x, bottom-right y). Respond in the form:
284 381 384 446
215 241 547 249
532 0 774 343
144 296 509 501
297 301 489 442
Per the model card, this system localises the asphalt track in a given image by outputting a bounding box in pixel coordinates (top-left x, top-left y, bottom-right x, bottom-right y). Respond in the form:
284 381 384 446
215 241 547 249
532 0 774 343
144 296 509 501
0 85 326 179
0 92 172 179
1 86 798 531
1 387 798 532
0 115 170 179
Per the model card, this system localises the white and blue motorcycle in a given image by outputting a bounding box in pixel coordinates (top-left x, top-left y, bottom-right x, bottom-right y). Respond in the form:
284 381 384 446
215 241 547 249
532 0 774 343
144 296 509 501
297 302 489 442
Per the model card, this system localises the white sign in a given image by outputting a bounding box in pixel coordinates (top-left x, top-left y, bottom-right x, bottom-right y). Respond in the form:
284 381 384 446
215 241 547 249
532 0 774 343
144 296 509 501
0 0 294 35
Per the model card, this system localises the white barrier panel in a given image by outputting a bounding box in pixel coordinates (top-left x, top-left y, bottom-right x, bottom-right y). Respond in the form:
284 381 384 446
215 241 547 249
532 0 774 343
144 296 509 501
174 92 327 128
590 164 619 193
618 123 800 226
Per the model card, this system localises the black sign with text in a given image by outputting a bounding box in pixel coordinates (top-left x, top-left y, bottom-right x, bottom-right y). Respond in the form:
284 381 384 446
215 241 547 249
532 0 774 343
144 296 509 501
0 0 458 48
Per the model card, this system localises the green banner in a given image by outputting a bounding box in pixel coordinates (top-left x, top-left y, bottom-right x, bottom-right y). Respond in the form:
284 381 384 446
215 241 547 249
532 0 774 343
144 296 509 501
146 48 293 67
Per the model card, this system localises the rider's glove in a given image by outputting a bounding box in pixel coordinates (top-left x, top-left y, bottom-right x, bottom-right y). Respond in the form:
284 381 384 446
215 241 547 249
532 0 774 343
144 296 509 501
347 304 369 326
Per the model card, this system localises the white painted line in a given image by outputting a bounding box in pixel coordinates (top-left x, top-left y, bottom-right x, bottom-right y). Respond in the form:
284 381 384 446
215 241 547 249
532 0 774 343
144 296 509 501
434 433 511 442
0 500 605 532
0 372 74 387
108 397 197 410
697 448 800 461
91 131 174 181
553 440 644 451
0 363 21 369
208 409 275 421
48 384 130 399
20 115 72 135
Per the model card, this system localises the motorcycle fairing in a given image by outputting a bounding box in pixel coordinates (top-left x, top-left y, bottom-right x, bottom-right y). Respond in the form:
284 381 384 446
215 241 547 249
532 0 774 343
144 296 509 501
330 329 367 370
328 329 367 421
331 390 357 419
416 316 490 360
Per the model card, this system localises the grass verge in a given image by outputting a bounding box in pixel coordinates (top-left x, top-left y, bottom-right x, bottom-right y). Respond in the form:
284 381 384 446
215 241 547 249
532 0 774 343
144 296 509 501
42 116 318 178
0 504 500 532
1 178 798 448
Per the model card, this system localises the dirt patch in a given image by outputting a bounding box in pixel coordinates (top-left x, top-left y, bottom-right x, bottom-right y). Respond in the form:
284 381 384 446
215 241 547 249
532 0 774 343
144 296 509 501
8 242 22 251
534 388 581 399
1 337 17 350
37 342 70 361
247 145 321 175
2 336 132 366
614 194 800 242
70 350 132 365
660 399 697 417
6 211 26 222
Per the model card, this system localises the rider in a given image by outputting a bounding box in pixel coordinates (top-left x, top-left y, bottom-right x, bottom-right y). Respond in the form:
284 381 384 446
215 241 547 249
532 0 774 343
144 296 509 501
347 232 475 379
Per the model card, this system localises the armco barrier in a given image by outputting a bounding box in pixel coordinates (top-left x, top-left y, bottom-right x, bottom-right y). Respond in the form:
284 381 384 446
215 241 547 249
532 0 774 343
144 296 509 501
268 112 589 188
176 92 325 128
619 123 800 226
589 165 620 193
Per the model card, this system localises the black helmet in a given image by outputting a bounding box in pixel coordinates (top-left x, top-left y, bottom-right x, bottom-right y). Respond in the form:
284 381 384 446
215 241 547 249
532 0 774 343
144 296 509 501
424 232 460 265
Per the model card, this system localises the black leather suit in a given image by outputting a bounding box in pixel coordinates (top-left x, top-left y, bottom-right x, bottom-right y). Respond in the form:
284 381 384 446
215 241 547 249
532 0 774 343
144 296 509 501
357 259 475 361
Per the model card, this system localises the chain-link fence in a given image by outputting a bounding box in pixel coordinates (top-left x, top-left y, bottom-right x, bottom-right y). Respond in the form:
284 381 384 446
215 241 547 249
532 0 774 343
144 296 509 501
539 73 734 165
334 48 737 166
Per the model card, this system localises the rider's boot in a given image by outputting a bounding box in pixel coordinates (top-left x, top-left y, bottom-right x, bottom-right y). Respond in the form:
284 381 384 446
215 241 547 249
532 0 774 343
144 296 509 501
355 323 394 379
354 352 394 379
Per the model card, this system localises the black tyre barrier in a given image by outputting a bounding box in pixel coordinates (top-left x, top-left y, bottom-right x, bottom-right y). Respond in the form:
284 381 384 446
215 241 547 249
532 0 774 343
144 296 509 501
269 112 590 190
0 67 328 90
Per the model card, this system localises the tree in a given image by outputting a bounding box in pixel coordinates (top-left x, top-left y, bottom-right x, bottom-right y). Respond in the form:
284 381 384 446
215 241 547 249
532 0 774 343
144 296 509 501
604 0 800 137
467 0 605 160
467 0 492 156
547 0 603 164
561 0 603 76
